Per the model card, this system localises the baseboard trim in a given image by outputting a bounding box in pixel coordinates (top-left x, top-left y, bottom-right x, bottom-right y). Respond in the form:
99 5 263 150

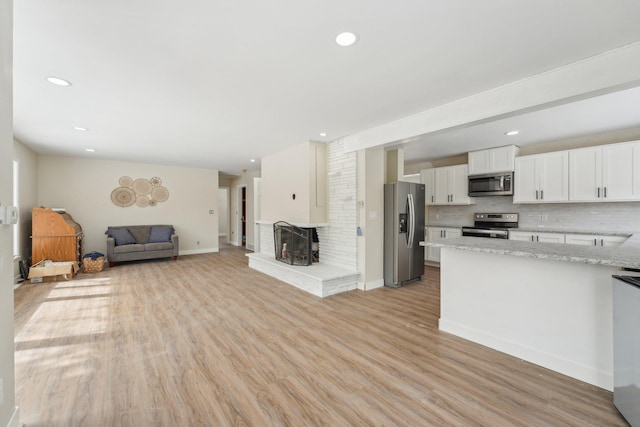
438 318 613 391
246 243 255 251
179 248 220 255
8 406 21 427
358 279 384 291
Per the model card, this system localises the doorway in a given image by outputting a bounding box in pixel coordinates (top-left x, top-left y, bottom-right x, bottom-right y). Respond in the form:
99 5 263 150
237 185 247 247
218 187 230 246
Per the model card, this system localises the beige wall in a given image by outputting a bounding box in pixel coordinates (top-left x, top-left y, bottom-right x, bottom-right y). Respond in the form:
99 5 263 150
229 170 260 248
37 156 219 257
13 140 38 262
261 141 327 224
0 0 16 424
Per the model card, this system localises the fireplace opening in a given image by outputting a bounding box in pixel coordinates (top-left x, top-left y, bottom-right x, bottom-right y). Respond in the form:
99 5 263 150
273 221 319 266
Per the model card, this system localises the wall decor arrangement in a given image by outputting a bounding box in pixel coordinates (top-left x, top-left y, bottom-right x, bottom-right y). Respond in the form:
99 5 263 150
111 176 170 208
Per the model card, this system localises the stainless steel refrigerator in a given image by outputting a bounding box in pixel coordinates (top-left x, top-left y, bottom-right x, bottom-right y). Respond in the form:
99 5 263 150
384 182 425 287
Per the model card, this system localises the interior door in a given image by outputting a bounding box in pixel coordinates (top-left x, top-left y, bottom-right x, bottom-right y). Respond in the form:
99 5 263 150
241 186 247 246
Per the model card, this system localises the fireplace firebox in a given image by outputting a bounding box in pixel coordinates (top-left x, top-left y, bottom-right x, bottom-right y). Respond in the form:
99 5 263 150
273 221 319 266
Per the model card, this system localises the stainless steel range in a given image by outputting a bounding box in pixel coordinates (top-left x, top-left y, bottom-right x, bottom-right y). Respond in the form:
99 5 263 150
461 213 519 239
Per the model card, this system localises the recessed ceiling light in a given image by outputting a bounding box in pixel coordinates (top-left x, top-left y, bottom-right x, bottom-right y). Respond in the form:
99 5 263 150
320 132 327 137
505 130 519 136
250 159 256 163
336 32 358 47
85 148 95 152
73 126 88 131
46 76 72 87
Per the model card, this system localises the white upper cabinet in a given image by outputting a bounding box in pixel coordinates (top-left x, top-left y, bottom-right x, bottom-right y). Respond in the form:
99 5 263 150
420 168 436 205
468 145 520 175
570 140 640 202
421 164 474 205
434 164 475 205
514 151 569 203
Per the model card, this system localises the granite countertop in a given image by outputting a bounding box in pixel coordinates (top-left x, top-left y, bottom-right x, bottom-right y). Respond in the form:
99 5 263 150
425 224 634 237
426 233 640 270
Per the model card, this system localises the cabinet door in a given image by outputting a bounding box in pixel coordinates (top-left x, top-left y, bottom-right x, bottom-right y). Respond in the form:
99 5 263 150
539 151 569 202
426 227 443 262
600 235 627 247
509 231 534 241
434 168 451 205
468 150 490 175
420 169 436 205
444 228 462 239
602 141 640 201
569 146 602 201
565 234 598 246
490 145 517 173
536 232 565 244
449 165 473 205
513 156 539 203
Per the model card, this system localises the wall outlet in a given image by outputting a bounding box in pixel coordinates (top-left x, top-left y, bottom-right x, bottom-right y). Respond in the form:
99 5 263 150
209 210 214 214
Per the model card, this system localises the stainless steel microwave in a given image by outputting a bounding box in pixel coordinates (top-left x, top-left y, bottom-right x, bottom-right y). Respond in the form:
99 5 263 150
468 172 514 197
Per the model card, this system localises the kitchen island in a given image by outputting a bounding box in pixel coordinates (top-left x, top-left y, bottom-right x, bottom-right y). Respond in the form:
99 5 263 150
427 234 640 391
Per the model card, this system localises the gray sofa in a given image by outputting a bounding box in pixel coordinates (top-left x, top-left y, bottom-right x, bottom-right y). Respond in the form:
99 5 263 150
106 225 178 267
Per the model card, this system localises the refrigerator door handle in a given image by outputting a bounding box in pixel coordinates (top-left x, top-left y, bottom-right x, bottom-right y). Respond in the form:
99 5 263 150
407 193 415 248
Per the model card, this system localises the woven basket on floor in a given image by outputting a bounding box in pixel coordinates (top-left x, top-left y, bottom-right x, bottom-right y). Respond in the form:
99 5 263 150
83 257 105 273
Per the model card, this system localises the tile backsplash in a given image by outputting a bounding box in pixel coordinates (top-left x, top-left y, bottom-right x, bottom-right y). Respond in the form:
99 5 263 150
428 197 640 233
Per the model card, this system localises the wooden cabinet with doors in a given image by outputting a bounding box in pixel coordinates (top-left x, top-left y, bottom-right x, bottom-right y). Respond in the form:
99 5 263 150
31 207 83 264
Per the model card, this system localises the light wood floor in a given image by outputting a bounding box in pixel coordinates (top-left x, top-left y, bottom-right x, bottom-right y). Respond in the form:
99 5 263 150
14 246 627 426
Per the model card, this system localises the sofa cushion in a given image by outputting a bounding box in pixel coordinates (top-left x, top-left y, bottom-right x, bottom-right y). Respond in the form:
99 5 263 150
144 242 174 251
106 228 137 246
113 243 146 254
149 225 174 243
127 226 151 244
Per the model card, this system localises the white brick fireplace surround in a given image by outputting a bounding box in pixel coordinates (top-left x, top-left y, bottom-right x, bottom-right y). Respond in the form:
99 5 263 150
247 222 359 297
248 140 359 297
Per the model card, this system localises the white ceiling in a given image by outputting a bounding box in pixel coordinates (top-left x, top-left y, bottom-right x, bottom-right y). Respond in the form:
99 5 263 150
13 1 640 175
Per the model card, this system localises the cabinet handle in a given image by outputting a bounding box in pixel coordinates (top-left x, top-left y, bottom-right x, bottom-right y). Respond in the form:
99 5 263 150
601 239 604 246
604 187 607 198
597 187 600 198
531 235 534 242
535 190 538 200
536 235 539 242
594 238 597 246
440 230 443 238
431 195 434 203
444 230 447 238
540 190 544 200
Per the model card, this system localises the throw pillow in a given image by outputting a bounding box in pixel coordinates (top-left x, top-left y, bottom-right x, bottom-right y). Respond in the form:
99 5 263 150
106 228 137 246
148 226 174 243
127 227 150 244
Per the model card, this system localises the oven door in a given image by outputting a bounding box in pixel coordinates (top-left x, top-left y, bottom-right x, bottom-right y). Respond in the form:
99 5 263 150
468 172 513 196
462 227 509 239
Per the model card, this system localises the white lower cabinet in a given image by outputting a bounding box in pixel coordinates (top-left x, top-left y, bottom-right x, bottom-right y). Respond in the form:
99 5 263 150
564 234 627 247
509 231 565 244
426 227 461 263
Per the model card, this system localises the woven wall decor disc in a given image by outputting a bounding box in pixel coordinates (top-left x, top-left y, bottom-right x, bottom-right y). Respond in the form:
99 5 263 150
150 177 162 187
111 187 136 207
136 196 150 207
119 176 133 187
132 178 152 195
151 186 169 202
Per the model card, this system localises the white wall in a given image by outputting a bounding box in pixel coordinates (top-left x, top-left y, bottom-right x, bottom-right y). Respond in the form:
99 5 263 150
37 156 219 256
13 140 38 262
261 142 311 223
0 0 17 424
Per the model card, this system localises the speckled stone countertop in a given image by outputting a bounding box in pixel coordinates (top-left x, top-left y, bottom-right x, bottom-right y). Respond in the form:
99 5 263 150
426 234 640 270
